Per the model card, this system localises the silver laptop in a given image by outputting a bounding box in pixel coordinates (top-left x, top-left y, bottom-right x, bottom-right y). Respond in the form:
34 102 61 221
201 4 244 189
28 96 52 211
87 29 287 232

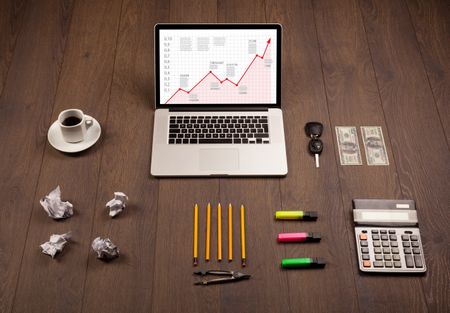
151 24 288 176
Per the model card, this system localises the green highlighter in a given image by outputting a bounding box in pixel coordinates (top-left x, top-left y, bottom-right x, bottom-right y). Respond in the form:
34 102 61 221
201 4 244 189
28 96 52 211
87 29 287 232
281 257 326 269
275 211 318 221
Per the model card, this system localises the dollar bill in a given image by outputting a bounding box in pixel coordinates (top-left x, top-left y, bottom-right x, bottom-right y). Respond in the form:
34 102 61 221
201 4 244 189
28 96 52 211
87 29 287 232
361 126 389 166
335 126 363 165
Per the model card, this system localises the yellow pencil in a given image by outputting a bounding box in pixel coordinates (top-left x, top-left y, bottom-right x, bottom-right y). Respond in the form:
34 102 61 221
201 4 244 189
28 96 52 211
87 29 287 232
218 203 222 261
240 204 246 267
206 203 211 261
193 204 198 266
228 203 233 261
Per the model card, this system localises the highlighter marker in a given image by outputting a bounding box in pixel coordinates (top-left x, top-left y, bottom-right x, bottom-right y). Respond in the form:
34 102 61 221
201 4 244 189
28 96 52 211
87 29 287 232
277 232 321 243
275 211 318 221
281 257 326 269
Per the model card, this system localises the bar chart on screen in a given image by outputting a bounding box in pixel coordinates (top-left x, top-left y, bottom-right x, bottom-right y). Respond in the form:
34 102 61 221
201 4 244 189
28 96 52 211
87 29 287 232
160 29 277 104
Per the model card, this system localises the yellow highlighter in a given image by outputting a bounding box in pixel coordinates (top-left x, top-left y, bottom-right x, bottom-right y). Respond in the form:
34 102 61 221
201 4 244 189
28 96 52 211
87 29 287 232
275 210 318 221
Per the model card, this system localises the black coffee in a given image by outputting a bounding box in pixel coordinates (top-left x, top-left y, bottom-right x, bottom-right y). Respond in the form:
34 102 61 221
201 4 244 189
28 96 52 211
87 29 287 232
62 116 81 126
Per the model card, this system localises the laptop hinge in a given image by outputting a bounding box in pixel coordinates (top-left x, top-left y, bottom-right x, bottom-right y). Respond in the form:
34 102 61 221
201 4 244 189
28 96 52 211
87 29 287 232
168 106 269 112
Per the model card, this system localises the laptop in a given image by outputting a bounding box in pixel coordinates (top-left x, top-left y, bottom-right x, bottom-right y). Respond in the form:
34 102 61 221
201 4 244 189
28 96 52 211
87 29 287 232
151 24 288 176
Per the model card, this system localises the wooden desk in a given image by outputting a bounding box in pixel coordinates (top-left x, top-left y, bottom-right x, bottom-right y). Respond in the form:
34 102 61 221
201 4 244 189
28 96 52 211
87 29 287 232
0 0 448 312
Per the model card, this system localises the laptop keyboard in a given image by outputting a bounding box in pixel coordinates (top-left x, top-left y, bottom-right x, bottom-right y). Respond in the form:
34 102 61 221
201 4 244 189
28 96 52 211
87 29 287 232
168 115 270 144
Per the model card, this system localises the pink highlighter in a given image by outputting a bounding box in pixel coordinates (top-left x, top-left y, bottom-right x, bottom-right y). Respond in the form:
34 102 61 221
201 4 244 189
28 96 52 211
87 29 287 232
277 232 321 243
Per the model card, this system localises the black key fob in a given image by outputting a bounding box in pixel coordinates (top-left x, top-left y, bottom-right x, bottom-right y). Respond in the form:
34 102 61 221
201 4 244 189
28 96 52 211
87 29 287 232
305 122 323 138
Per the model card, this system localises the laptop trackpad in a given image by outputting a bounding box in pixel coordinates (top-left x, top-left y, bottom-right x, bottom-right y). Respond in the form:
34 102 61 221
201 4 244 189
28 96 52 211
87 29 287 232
199 149 239 171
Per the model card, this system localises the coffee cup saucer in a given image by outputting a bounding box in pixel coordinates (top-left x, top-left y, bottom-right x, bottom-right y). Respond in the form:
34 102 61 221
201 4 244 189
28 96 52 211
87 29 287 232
47 118 101 153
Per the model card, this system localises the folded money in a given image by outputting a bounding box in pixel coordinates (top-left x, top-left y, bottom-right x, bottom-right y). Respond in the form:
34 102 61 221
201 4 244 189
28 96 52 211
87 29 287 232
40 232 72 258
40 186 74 219
92 237 120 260
106 192 128 217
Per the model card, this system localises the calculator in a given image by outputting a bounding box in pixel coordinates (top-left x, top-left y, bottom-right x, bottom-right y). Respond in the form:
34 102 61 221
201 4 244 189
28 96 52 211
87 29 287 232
353 199 426 273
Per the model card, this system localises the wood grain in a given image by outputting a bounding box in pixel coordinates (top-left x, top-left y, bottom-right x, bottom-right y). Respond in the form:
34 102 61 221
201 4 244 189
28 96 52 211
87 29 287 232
406 0 450 147
0 1 73 312
0 0 27 97
359 0 450 311
11 1 123 312
0 0 448 312
313 0 428 312
81 0 168 312
267 0 360 312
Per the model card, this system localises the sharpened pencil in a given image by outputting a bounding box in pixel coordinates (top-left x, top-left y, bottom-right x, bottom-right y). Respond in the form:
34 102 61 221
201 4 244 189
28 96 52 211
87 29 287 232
218 203 222 261
228 203 233 261
240 204 246 267
206 203 211 261
193 204 198 266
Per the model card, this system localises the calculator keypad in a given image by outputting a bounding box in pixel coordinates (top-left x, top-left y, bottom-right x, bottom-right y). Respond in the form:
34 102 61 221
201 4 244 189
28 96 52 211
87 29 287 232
355 227 426 273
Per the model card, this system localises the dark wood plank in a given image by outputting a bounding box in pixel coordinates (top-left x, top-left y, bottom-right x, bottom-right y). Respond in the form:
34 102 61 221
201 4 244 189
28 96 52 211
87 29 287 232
406 0 450 146
216 1 291 313
80 0 169 312
313 0 428 312
267 0 360 311
0 0 27 97
11 1 123 312
0 1 73 312
359 0 450 311
151 1 221 312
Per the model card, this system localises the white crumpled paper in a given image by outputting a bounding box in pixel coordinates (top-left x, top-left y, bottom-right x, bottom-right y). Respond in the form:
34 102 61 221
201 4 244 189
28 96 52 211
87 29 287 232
92 237 120 260
40 186 73 219
40 232 72 258
106 192 128 217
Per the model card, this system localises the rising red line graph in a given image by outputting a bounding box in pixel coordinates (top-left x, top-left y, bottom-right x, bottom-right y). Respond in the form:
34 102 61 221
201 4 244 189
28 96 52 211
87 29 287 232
164 38 272 104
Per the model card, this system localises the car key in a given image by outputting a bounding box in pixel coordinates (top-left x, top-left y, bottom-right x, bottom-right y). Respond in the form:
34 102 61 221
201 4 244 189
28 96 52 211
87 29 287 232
309 139 323 168
305 122 323 139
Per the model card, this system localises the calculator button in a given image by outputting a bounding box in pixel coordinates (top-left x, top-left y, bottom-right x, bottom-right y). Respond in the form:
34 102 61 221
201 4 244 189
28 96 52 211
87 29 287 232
394 261 402 268
392 248 399 254
384 255 392 261
362 254 370 260
361 247 369 254
401 235 409 241
371 230 379 234
385 261 393 268
389 235 397 241
405 255 414 268
372 234 380 240
414 256 423 268
393 255 401 261
374 248 382 254
359 234 368 240
413 248 421 254
375 255 383 261
380 230 387 234
382 242 390 247
410 235 418 241
363 260 371 268
404 248 412 254
383 248 390 254
411 242 420 248
373 241 381 247
390 242 398 247
388 230 396 234
381 235 388 240
402 242 411 247
360 241 368 247
361 230 367 233
374 261 383 267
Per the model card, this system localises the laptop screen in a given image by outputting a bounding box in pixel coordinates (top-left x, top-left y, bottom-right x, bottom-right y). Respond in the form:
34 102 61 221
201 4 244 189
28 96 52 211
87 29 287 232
155 24 281 107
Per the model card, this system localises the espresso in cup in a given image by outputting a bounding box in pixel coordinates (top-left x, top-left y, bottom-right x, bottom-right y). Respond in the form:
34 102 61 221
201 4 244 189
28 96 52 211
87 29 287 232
58 109 93 143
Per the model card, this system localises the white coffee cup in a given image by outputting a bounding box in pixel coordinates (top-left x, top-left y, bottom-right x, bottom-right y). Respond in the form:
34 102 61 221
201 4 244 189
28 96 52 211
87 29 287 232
58 109 93 143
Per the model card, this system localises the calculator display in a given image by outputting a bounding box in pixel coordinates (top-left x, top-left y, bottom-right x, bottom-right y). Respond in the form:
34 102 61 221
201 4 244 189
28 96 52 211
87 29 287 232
361 211 409 221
